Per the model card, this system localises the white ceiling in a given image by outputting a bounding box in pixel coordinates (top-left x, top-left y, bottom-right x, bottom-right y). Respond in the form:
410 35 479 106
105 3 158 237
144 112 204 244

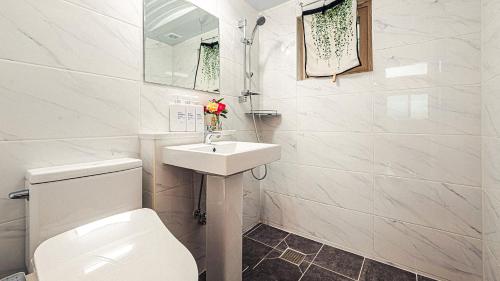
245 0 290 11
145 0 218 45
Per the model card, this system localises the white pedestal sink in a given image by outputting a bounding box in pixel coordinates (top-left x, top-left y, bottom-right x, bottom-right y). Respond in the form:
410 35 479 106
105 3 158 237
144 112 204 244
163 141 281 281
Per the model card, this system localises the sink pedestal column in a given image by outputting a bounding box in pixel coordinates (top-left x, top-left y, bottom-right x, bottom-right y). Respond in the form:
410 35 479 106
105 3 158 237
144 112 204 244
206 173 243 281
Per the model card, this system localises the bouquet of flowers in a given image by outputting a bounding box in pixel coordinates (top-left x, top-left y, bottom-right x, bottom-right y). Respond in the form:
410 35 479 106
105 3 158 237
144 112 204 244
204 98 228 131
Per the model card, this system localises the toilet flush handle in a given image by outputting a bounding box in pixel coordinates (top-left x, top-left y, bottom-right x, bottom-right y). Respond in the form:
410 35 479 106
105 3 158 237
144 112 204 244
8 189 29 200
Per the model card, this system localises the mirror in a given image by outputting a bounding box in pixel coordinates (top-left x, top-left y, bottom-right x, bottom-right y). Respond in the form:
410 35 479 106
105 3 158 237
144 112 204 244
144 0 220 93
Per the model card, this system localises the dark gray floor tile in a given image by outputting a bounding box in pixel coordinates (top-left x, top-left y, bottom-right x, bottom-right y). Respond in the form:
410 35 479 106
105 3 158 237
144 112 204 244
243 237 273 271
312 245 364 279
301 264 352 281
299 261 311 274
304 254 317 262
244 223 263 236
267 249 283 259
242 225 426 281
279 234 323 262
360 259 416 281
246 224 289 247
277 241 288 251
418 275 438 281
198 271 206 281
243 258 303 281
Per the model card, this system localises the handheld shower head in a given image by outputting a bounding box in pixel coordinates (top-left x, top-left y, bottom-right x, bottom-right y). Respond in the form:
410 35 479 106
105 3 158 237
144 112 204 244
250 16 266 42
256 16 266 26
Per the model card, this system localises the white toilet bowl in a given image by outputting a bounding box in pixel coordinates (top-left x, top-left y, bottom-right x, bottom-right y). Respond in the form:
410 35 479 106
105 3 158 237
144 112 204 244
33 209 198 281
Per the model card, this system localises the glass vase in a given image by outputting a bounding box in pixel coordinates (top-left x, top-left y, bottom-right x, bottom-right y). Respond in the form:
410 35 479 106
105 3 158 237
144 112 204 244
207 114 222 131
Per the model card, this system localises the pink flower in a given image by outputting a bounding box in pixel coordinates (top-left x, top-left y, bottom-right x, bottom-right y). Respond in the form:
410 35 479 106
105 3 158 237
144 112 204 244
217 103 226 114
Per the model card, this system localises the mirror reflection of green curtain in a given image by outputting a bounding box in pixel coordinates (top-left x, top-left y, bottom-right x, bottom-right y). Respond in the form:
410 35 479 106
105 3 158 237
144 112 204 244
194 41 220 92
302 0 359 77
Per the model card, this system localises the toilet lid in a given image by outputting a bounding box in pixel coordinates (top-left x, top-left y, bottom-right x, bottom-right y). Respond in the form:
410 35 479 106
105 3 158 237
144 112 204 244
33 209 198 281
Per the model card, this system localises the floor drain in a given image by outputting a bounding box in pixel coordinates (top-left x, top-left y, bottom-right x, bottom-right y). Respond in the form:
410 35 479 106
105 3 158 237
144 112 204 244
280 248 306 265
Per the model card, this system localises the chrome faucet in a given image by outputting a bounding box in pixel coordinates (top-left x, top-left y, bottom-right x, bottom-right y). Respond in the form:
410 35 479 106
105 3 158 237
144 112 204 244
205 131 222 144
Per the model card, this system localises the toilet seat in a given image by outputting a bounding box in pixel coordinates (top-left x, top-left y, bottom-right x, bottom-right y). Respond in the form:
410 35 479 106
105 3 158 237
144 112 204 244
33 209 198 281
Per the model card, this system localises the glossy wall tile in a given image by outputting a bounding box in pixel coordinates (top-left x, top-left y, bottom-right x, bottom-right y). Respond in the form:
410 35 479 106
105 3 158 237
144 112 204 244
482 0 500 279
372 0 480 50
298 94 373 133
262 191 374 255
63 0 142 26
374 217 482 281
297 132 373 173
374 134 481 186
258 0 483 280
0 0 142 80
373 86 481 135
374 176 481 238
0 60 141 141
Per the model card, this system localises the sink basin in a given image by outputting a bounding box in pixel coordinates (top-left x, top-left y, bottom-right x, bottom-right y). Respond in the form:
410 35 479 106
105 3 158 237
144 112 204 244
162 141 281 176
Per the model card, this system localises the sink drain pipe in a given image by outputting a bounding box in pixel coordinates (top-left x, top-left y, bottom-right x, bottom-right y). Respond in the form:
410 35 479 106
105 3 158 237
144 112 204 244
194 174 206 225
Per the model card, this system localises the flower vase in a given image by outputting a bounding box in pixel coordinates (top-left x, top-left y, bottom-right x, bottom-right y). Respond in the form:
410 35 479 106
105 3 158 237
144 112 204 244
208 114 222 131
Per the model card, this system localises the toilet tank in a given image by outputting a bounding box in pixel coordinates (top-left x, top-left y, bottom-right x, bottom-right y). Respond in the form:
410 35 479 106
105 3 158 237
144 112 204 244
25 158 142 271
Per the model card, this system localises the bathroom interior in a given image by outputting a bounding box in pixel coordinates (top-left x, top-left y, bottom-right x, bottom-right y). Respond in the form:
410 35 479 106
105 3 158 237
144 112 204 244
0 0 496 280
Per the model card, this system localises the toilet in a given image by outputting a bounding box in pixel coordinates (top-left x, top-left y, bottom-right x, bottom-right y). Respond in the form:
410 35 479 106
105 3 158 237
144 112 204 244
21 158 198 281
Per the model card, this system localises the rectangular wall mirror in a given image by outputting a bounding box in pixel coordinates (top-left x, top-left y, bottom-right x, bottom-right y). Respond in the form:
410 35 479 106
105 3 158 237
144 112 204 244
144 0 220 93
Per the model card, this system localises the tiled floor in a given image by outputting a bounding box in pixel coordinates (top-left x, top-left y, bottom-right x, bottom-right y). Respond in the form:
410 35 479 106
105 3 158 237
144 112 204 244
199 223 439 281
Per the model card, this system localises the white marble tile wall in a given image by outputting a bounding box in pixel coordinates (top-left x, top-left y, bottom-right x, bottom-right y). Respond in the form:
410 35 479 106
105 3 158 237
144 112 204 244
258 1 482 280
0 0 261 277
482 0 500 279
374 217 482 281
263 191 374 255
374 134 481 186
140 133 206 270
0 0 142 80
0 60 141 141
